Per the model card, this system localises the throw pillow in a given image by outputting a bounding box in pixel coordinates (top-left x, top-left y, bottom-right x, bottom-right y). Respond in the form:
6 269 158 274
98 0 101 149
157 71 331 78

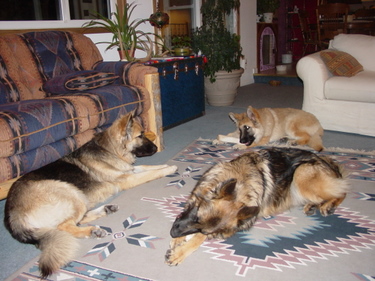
42 70 119 94
320 50 363 77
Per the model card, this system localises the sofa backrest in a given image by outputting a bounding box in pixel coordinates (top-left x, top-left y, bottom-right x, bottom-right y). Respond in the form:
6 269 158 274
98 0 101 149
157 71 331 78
329 34 375 72
0 31 103 104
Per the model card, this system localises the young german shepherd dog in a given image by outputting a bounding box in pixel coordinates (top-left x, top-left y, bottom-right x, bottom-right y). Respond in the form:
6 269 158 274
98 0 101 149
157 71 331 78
165 147 348 266
214 106 324 151
4 112 177 278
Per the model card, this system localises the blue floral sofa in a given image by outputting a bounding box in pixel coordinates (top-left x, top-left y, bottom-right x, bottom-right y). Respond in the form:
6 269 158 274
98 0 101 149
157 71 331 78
0 31 163 199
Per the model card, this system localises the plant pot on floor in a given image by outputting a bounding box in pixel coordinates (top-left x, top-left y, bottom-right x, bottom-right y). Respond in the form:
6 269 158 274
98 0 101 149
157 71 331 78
204 68 244 106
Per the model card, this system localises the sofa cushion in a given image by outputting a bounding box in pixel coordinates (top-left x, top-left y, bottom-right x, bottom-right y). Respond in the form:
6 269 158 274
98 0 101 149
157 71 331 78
42 71 119 94
324 70 375 103
320 50 363 77
329 34 375 72
21 31 84 79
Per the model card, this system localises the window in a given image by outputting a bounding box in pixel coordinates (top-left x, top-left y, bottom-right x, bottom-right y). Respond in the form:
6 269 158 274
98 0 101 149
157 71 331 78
0 0 110 30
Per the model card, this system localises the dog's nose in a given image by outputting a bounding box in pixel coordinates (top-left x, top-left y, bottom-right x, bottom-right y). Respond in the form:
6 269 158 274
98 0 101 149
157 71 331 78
170 227 181 238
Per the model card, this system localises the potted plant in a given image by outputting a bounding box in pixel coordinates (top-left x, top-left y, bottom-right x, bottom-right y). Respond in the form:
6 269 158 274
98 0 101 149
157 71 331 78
82 2 165 61
171 36 191 57
257 0 280 23
192 0 243 106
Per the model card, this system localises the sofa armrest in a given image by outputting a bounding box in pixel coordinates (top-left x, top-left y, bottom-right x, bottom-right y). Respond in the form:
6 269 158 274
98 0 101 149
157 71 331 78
93 61 163 151
93 61 158 87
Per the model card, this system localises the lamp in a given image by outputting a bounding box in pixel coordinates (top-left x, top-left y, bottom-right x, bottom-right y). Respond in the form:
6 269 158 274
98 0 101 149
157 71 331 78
149 0 169 28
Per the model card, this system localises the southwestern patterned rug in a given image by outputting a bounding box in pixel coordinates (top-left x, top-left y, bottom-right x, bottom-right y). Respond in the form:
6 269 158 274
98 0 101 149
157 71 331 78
7 140 375 281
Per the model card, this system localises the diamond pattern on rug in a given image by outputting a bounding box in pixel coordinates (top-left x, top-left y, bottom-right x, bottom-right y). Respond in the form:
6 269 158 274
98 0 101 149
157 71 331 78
18 260 154 281
84 214 162 261
201 206 375 276
165 165 204 189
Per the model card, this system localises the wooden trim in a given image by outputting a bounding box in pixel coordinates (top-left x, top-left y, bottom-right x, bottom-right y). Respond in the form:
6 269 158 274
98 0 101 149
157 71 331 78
0 27 109 36
0 178 18 201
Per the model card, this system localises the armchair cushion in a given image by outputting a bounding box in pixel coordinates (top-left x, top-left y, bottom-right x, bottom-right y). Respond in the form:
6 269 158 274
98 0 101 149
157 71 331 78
320 50 363 77
42 70 119 94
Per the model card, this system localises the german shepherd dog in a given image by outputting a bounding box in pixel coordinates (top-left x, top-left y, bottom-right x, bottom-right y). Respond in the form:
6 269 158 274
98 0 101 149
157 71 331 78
214 106 324 151
4 112 177 278
165 147 348 266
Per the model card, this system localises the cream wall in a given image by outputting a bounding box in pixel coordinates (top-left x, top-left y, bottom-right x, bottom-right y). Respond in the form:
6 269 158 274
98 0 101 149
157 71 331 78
239 0 256 85
87 0 257 85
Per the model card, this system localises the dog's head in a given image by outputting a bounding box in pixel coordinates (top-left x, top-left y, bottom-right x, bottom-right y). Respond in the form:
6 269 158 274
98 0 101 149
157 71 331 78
107 112 157 158
229 106 262 146
170 179 260 239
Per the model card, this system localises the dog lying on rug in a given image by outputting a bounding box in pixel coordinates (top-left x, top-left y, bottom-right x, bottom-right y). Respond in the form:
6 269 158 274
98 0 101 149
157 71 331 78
4 112 178 279
165 147 348 265
213 106 324 151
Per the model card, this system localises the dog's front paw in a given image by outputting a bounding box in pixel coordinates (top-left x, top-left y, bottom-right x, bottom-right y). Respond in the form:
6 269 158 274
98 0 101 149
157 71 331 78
232 143 247 150
212 139 222 145
165 248 186 266
104 204 119 215
165 165 178 175
91 227 108 238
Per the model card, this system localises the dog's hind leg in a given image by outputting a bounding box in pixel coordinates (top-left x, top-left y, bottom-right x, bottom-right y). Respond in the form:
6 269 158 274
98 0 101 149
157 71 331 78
318 196 346 216
58 219 108 238
165 233 207 266
79 205 119 225
293 163 348 216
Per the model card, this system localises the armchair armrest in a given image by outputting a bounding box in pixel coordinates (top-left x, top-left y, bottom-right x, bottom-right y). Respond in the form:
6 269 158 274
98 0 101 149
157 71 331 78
297 52 333 100
93 61 164 151
297 52 334 114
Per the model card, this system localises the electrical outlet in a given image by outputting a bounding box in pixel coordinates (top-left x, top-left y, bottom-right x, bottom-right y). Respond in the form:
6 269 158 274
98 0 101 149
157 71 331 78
240 58 247 69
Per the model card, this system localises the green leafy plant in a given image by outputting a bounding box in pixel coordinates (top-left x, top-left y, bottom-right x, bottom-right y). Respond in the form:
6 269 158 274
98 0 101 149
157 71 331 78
82 2 165 61
171 36 191 48
257 0 280 14
192 0 243 83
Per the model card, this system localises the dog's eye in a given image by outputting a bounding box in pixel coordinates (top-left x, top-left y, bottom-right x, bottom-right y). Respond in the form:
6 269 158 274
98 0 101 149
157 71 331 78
244 126 250 131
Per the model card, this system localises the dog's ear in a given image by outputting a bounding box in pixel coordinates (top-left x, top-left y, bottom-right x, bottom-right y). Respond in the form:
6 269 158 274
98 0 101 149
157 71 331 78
116 112 134 140
228 113 238 124
237 206 259 220
218 178 237 200
237 206 260 228
246 106 259 124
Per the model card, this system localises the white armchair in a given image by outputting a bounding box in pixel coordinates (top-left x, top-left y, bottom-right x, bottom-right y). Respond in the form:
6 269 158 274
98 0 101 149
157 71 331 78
296 34 375 137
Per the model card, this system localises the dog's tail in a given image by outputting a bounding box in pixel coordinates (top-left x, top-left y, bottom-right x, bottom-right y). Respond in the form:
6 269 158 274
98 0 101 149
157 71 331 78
36 229 79 279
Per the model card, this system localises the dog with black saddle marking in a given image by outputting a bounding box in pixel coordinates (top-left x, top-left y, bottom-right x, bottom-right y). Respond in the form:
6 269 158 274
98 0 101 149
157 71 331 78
4 112 177 278
165 147 348 265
